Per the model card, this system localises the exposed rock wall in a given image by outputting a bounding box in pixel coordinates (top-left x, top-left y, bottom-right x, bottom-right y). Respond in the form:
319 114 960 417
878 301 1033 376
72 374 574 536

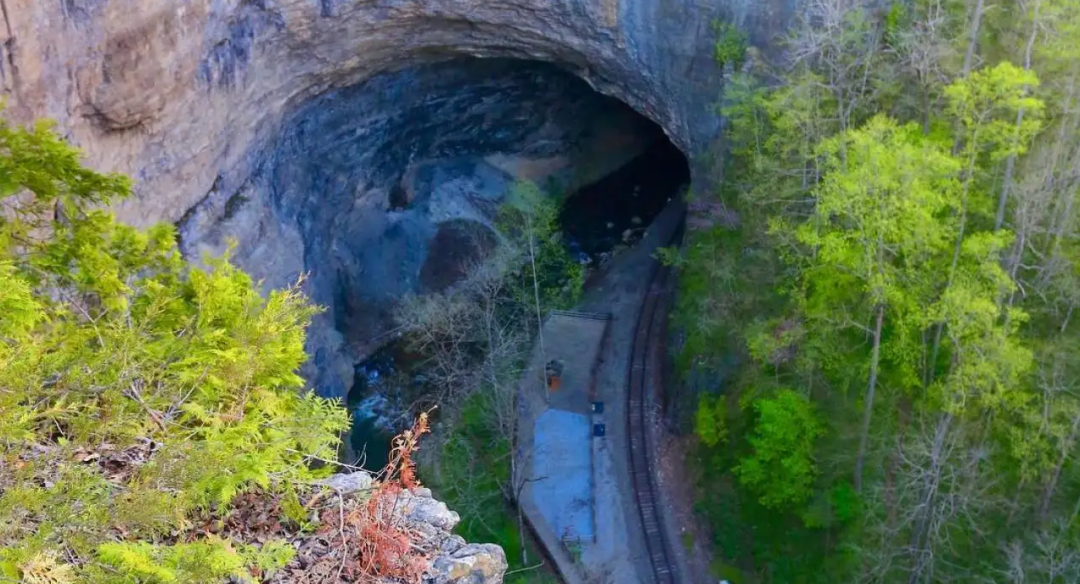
2 0 792 226
0 0 797 397
179 58 660 396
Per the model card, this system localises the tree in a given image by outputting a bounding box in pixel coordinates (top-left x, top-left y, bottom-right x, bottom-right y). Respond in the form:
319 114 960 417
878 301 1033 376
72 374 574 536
994 0 1043 230
890 0 962 131
924 62 1044 384
735 389 823 509
695 394 730 447
794 115 961 491
1002 521 1080 583
788 0 887 144
0 112 348 580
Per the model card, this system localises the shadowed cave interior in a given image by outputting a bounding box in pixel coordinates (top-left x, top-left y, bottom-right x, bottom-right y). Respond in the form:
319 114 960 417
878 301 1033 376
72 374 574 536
181 57 690 467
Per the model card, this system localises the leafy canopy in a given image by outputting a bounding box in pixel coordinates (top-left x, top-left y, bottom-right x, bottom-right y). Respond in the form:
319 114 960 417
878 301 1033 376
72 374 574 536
735 389 823 509
0 111 348 582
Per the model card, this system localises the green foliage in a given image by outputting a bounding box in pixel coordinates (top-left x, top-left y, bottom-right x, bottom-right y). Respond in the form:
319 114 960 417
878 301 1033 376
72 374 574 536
680 2 1080 580
498 180 584 311
435 393 512 536
97 539 248 583
0 116 131 252
746 317 805 370
280 486 316 532
712 20 748 69
427 393 556 584
654 245 685 268
801 482 860 529
793 116 962 391
240 540 296 578
0 261 41 340
929 232 1033 415
0 111 348 580
945 62 1044 162
695 394 730 447
883 2 906 42
735 389 823 509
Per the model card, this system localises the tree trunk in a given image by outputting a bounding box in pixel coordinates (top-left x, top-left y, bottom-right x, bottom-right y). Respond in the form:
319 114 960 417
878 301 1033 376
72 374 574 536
927 145 979 386
961 0 985 76
1051 172 1079 257
855 304 885 492
907 412 954 584
995 0 1041 231
929 0 986 386
1005 477 1029 527
996 128 1022 230
929 0 987 383
885 397 912 529
1047 74 1080 257
1005 227 1026 320
518 494 528 565
526 216 548 402
1038 407 1080 521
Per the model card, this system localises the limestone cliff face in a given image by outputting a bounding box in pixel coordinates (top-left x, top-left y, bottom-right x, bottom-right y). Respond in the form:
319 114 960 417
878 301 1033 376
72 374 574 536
2 2 799 580
1 0 794 393
2 0 791 222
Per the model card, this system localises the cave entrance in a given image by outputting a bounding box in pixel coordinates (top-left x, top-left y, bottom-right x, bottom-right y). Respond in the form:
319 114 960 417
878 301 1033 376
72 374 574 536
254 57 689 465
559 137 690 263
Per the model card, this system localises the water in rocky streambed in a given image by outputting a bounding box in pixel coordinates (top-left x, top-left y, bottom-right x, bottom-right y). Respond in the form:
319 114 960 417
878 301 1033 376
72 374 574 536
345 342 421 471
559 138 690 261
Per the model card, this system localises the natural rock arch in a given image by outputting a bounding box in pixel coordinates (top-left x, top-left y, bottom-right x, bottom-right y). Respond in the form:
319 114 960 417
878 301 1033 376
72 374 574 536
3 0 794 222
2 0 796 394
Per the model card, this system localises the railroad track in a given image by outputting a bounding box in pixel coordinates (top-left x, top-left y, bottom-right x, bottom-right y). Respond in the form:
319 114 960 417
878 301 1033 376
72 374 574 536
626 221 683 584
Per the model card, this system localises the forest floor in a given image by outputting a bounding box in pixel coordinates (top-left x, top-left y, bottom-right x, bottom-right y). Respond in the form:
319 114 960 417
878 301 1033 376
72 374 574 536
653 426 720 584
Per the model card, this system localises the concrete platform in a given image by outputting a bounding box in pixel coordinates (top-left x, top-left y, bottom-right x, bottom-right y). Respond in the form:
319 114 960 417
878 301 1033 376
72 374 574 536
517 198 686 584
534 409 594 543
517 310 609 584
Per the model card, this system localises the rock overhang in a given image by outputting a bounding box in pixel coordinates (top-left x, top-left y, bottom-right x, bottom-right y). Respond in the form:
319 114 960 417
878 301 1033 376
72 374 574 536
2 0 786 224
3 0 798 397
180 56 672 397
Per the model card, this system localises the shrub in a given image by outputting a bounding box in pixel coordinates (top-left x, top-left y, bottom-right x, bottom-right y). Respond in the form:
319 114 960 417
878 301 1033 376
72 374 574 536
734 389 822 509
0 112 348 580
